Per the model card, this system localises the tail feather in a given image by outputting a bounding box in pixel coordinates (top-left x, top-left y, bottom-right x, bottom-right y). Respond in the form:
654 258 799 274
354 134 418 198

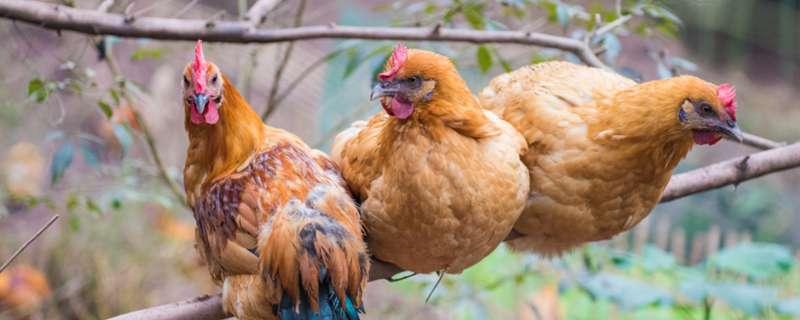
260 187 368 320
278 268 361 320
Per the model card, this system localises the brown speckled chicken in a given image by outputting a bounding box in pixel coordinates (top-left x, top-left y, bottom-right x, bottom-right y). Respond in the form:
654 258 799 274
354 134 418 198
479 61 741 255
182 41 368 319
332 44 529 274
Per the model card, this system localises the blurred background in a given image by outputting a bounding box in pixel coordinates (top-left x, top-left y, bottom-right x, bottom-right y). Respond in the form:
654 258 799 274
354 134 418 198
0 0 798 319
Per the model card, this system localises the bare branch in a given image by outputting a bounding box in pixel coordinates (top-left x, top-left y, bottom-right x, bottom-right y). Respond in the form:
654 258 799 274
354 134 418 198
110 141 800 320
270 48 347 111
0 0 607 68
0 215 59 273
107 294 226 320
660 142 800 202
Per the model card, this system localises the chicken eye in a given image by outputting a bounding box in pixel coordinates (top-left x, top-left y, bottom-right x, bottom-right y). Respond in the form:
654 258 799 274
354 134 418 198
699 103 714 116
183 76 190 87
211 74 218 85
407 76 421 87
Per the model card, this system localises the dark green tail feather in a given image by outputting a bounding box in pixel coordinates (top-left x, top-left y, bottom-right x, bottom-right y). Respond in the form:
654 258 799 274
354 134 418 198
278 269 361 320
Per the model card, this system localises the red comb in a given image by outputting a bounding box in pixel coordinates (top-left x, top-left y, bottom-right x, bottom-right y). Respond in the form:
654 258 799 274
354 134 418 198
378 43 408 81
717 83 736 121
192 40 207 93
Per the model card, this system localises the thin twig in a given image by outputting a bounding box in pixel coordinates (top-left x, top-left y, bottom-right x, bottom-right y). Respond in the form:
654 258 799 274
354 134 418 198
730 132 785 150
173 0 198 19
0 215 59 273
593 15 631 38
270 48 347 110
245 0 285 27
132 0 178 17
261 0 306 121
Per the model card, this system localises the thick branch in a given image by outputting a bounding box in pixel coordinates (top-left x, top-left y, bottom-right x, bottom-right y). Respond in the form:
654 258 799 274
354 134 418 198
0 0 606 68
110 142 800 320
659 142 800 202
107 294 225 320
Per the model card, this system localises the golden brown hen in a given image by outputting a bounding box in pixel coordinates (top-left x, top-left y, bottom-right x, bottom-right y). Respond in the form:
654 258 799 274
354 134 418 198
182 41 368 319
332 44 529 274
479 61 741 255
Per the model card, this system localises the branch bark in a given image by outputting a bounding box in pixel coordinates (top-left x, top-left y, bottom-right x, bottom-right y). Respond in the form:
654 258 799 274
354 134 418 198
107 294 225 320
108 142 800 320
0 0 607 68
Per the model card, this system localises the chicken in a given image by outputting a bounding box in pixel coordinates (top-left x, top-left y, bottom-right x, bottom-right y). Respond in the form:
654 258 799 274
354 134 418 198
0 265 51 315
182 41 368 319
478 61 742 254
332 44 529 274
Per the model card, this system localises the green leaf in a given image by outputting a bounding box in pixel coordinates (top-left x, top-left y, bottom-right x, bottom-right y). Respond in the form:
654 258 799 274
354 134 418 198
476 45 493 73
579 273 672 310
110 88 121 105
130 47 166 61
112 124 133 157
85 197 101 214
342 48 362 79
709 242 794 280
709 283 777 315
97 100 113 118
50 142 75 185
28 78 49 103
463 3 485 29
68 214 80 231
66 193 79 212
110 198 123 210
640 245 676 271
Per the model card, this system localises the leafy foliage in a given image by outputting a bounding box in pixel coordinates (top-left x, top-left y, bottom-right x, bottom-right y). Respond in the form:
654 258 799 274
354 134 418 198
709 242 794 280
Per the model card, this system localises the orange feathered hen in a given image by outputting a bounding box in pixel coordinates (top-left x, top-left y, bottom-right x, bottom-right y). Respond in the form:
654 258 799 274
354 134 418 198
479 61 742 255
183 41 368 319
332 44 529 274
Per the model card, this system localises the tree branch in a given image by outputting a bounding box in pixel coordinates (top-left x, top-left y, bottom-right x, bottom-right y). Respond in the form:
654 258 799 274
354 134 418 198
0 0 607 68
0 215 59 273
659 142 800 202
107 294 225 320
109 142 800 320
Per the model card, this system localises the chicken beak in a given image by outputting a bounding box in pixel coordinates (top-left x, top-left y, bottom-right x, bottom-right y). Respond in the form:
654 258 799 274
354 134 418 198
717 119 743 142
370 82 399 101
193 93 209 114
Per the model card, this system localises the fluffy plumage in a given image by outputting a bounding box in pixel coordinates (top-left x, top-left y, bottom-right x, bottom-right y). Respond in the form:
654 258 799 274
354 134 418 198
479 61 740 254
183 41 368 319
332 46 529 273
